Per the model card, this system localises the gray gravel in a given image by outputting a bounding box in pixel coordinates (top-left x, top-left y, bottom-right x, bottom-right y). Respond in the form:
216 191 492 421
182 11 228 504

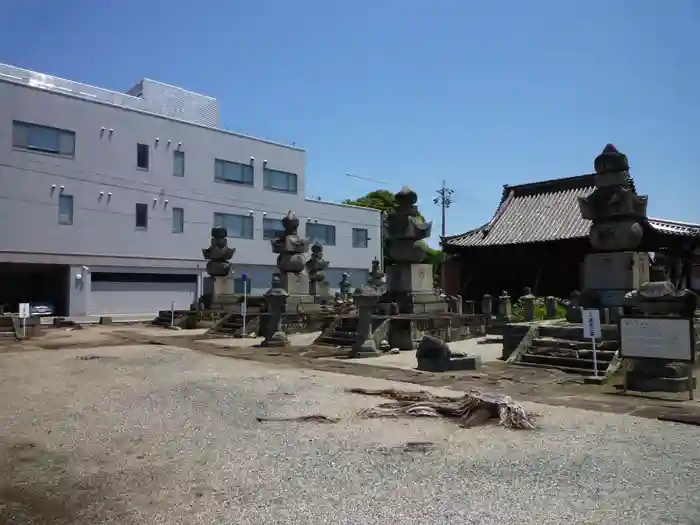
1 344 700 524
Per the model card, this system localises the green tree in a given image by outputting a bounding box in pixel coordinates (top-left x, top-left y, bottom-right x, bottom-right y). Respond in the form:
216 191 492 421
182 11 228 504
344 190 445 288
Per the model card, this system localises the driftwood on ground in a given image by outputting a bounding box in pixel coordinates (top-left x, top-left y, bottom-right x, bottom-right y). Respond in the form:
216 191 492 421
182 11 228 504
347 388 537 430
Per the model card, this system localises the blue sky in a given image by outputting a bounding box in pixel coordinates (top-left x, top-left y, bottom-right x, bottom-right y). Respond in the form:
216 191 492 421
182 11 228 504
2 0 699 241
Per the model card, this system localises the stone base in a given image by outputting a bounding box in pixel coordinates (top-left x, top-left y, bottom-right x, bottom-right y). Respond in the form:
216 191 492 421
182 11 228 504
348 339 381 358
417 355 481 372
378 292 449 315
583 252 650 291
280 272 310 296
386 263 434 294
625 373 696 393
262 329 289 347
286 294 315 313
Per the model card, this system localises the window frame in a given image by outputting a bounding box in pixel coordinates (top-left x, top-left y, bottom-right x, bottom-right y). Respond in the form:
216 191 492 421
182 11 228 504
173 150 185 177
263 167 298 194
136 143 150 170
57 194 74 225
214 159 254 187
262 217 286 240
306 222 336 246
172 206 184 233
135 202 149 230
213 212 254 239
12 120 75 158
352 227 369 248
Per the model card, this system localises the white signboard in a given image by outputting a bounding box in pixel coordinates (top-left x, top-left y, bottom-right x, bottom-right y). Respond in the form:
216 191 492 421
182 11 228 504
18 303 30 319
582 309 601 339
620 317 694 362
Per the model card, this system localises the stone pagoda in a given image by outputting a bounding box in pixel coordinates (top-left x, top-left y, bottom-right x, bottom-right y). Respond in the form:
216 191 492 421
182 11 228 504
380 186 448 315
202 226 237 309
270 210 313 311
305 242 330 298
577 144 650 312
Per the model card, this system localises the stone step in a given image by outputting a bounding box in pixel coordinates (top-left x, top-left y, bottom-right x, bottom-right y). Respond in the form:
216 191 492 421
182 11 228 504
538 324 618 341
513 361 602 376
521 353 615 370
531 337 619 351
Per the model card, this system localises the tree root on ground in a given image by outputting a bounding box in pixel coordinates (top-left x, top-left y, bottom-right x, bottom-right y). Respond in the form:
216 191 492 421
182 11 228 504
347 388 537 430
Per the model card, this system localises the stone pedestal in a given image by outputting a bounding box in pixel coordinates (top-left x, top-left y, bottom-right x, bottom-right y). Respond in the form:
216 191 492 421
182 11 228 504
382 263 448 314
582 251 650 308
279 271 314 313
262 276 289 347
212 276 238 308
520 288 535 321
545 296 557 319
348 286 381 358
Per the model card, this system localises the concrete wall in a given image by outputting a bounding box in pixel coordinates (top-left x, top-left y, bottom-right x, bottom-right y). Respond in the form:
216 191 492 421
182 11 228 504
0 67 382 316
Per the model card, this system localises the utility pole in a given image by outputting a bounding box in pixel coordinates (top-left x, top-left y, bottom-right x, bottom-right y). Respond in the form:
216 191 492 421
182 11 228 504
433 180 455 293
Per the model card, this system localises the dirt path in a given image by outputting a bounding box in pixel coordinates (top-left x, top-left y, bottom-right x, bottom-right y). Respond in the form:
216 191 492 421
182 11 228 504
101 330 700 421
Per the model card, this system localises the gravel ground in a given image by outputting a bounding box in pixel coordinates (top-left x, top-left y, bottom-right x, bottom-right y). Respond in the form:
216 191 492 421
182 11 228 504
1 345 699 524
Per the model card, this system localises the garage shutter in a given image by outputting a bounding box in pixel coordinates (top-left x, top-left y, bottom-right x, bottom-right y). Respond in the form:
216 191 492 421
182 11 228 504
89 279 196 316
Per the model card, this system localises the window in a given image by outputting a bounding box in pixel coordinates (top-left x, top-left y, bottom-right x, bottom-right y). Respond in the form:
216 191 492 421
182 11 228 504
135 203 148 230
137 143 149 169
12 121 75 157
58 194 74 225
172 207 184 233
214 212 254 239
263 167 297 193
173 150 185 177
234 277 252 294
263 218 285 240
307 223 336 246
352 228 369 248
215 159 253 186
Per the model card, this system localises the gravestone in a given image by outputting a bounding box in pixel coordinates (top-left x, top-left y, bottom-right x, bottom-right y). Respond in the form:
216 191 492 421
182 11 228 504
202 226 237 309
270 211 313 312
577 144 650 311
380 186 448 315
305 242 330 298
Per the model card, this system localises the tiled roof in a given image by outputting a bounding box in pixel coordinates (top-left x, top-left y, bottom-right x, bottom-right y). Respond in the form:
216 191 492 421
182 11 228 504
444 173 700 248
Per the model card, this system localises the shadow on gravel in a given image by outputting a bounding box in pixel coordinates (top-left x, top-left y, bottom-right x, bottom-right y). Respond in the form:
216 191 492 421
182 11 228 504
0 437 157 524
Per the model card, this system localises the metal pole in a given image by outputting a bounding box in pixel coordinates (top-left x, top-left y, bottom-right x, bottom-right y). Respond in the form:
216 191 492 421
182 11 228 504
592 337 598 377
22 318 25 338
170 302 175 328
242 281 247 338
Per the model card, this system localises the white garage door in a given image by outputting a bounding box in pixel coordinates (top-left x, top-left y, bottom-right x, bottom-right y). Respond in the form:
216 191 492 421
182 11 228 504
89 281 197 316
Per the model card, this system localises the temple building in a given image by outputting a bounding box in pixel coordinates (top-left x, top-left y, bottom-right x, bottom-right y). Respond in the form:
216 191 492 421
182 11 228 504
441 150 700 302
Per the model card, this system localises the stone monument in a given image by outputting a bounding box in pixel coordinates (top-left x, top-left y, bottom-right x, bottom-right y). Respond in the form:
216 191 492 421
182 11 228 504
368 257 386 291
339 273 352 300
381 186 448 314
270 210 312 312
577 144 650 312
262 273 289 347
305 242 330 298
202 226 237 308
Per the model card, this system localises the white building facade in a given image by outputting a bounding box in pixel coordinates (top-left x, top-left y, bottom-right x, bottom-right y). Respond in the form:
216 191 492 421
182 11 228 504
0 63 381 318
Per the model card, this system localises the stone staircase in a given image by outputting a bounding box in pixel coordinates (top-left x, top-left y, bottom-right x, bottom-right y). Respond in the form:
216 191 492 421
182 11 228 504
0 316 16 339
207 310 262 337
513 324 619 376
314 315 359 347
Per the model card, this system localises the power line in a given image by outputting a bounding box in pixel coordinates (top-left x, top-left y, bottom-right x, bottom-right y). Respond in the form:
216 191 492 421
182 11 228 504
0 161 380 229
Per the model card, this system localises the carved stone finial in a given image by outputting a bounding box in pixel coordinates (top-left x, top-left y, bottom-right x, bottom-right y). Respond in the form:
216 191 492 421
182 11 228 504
282 210 300 234
594 144 629 175
395 186 418 207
